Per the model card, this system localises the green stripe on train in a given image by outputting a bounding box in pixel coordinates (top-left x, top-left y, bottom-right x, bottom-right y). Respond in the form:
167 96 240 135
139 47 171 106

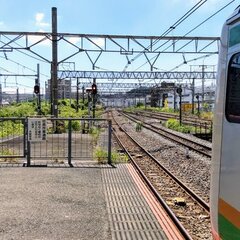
219 214 240 240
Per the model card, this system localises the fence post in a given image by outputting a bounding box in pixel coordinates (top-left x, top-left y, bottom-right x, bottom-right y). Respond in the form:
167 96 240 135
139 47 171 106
27 141 31 167
108 120 112 165
68 120 72 166
24 118 27 157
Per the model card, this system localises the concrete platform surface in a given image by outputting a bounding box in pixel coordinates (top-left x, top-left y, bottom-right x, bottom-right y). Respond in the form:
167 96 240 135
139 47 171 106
0 164 182 240
0 166 111 240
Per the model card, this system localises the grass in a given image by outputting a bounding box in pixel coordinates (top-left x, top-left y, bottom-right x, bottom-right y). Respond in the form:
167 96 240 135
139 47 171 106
135 121 143 132
94 147 129 164
0 148 19 163
165 119 192 133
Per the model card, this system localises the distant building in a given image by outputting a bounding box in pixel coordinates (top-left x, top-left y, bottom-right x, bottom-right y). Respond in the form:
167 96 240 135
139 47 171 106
45 79 71 100
100 83 216 111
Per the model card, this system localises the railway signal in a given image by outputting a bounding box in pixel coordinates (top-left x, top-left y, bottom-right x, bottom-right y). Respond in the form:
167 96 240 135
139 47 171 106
196 94 200 116
92 83 97 95
176 87 182 94
177 87 182 125
92 83 97 118
34 85 40 94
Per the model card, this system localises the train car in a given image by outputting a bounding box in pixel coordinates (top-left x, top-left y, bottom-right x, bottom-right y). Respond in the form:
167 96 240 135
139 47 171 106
211 5 240 240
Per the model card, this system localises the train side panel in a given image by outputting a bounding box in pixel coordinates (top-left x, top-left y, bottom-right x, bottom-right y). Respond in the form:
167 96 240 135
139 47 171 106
211 22 228 239
211 8 240 240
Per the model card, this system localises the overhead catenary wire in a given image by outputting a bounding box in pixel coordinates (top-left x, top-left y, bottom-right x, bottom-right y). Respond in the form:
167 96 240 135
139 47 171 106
168 54 213 72
0 65 44 90
122 0 208 72
0 55 50 79
158 0 236 53
133 0 235 74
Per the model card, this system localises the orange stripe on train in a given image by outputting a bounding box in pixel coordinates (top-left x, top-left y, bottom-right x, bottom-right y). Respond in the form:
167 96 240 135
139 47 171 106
219 198 240 229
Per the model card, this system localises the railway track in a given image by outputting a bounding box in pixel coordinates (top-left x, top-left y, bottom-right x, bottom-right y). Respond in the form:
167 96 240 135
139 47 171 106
133 110 212 128
109 110 211 240
121 111 212 158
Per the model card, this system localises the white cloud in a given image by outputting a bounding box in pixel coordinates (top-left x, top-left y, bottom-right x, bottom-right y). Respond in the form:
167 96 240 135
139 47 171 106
0 21 4 26
36 13 44 22
35 12 50 28
37 22 50 27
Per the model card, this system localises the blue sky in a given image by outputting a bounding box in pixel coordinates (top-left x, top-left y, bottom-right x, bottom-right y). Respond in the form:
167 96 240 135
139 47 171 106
0 0 238 93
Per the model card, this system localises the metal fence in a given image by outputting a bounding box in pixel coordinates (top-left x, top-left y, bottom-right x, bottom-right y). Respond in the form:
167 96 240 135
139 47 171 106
0 117 112 167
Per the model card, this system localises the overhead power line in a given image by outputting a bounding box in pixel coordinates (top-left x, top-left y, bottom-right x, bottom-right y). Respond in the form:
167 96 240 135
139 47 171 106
159 0 236 53
0 55 50 79
134 0 235 73
123 0 208 72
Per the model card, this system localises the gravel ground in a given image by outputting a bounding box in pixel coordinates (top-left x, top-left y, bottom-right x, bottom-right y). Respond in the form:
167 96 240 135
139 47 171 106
0 168 111 240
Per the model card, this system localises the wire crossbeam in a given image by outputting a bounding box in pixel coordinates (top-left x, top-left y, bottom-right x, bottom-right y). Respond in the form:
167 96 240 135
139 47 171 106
0 32 220 63
58 70 216 80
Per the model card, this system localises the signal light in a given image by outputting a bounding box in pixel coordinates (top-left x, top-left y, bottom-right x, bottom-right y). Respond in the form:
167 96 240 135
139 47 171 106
92 83 97 95
34 85 40 94
176 87 182 95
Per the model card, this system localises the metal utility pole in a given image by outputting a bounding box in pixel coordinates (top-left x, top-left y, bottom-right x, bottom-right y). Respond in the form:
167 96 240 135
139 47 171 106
36 63 41 114
173 88 177 111
196 94 200 117
201 65 205 104
0 84 2 106
177 87 182 125
45 81 48 102
92 78 96 118
82 86 85 110
16 88 19 103
87 92 91 116
76 77 79 112
191 78 195 114
51 7 58 118
69 78 72 105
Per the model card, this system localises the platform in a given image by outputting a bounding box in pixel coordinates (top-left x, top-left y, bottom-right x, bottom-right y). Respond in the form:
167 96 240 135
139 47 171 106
0 163 183 240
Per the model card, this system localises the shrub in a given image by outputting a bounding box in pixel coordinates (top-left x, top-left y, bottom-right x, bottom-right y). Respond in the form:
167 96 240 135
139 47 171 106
71 120 81 131
135 121 143 132
94 147 129 164
71 103 76 109
166 119 179 130
94 147 108 163
166 119 192 133
56 120 66 133
61 100 67 106
89 126 101 144
0 148 18 163
136 102 144 107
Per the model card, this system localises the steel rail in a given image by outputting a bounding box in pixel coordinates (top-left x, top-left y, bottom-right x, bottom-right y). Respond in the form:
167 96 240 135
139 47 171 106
122 111 212 158
112 111 210 211
110 113 193 240
136 110 213 125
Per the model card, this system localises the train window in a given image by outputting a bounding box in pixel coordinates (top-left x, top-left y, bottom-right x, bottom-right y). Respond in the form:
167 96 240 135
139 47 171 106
226 52 240 123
